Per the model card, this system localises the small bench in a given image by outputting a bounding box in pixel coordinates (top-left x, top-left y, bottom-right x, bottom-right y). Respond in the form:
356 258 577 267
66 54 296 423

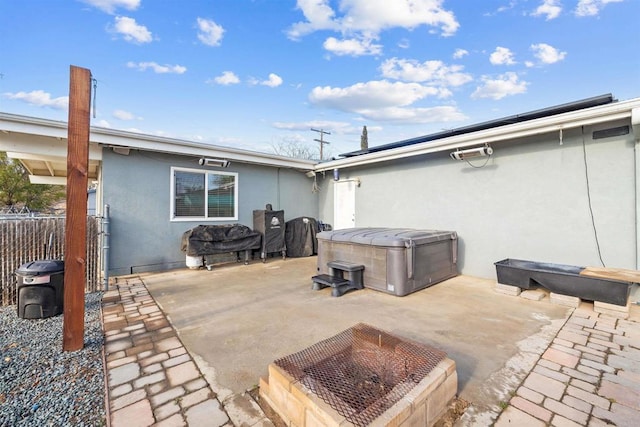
312 261 364 297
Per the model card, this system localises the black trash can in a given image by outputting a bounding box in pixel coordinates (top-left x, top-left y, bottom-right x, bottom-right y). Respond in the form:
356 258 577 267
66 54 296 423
16 260 65 319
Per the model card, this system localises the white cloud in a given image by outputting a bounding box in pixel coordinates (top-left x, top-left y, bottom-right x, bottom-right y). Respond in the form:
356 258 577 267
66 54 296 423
380 58 472 87
471 72 528 100
288 0 459 40
262 73 283 88
197 17 225 46
309 80 440 111
287 0 340 39
323 36 382 56
453 48 468 59
530 43 566 64
209 71 240 85
127 62 187 74
273 120 354 133
112 109 141 120
95 119 111 128
113 16 152 43
483 1 517 17
80 0 140 14
490 47 516 65
356 105 466 124
306 79 465 123
575 0 624 17
532 0 562 20
3 90 68 110
250 73 283 88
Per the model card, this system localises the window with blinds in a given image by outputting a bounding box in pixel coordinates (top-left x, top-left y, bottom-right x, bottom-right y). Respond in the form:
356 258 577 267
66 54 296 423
171 167 238 220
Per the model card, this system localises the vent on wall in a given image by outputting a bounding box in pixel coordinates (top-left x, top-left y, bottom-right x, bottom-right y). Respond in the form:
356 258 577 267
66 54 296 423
592 126 629 140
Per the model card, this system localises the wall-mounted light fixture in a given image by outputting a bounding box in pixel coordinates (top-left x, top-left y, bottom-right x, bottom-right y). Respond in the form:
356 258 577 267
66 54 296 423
305 170 315 178
450 145 493 161
198 158 230 167
333 168 340 181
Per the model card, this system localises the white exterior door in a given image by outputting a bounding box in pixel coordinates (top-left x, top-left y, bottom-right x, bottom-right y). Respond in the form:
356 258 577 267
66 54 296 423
334 180 356 229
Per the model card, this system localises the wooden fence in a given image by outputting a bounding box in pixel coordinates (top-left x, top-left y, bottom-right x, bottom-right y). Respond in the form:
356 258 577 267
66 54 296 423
0 216 101 306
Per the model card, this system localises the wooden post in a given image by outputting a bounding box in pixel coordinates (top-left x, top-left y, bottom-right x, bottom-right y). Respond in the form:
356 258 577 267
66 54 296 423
63 65 91 351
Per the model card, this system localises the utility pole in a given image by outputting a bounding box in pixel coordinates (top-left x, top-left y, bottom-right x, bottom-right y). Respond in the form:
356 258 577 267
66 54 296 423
311 128 331 161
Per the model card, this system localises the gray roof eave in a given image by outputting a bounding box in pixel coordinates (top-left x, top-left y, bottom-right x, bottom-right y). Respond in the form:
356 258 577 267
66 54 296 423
0 112 316 170
314 97 640 173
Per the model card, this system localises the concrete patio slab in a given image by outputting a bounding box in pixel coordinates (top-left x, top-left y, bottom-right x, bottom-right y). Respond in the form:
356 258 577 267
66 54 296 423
140 257 571 423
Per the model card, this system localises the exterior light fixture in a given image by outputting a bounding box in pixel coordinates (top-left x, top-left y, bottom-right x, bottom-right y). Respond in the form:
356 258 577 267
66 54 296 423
198 158 230 167
450 145 493 161
333 168 340 181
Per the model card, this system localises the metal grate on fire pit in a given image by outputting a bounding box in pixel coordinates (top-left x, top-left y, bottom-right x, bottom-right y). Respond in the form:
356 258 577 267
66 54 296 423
274 323 447 427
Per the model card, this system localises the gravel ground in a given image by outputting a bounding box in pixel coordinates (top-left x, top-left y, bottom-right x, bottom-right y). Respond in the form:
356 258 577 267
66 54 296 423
0 292 106 426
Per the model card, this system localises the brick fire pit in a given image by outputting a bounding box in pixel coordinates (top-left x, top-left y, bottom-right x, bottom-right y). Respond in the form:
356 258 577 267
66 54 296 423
259 324 457 426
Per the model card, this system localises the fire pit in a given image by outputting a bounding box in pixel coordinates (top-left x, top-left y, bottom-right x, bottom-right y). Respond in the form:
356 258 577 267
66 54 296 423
260 324 457 426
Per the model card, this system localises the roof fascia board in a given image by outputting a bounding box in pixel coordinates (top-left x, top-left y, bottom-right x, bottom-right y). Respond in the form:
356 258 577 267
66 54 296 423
0 113 68 138
0 112 315 170
89 126 316 169
0 134 103 160
315 98 640 172
632 107 640 138
93 130 314 169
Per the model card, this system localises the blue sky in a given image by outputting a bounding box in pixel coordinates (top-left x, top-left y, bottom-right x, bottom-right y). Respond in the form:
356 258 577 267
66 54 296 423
1 0 638 158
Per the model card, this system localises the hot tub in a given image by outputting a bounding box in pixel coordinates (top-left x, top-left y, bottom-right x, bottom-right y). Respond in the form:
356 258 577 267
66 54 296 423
316 228 458 296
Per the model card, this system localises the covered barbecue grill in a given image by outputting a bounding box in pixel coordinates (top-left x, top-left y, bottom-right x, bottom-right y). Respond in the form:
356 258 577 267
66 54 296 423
181 224 261 268
285 216 318 257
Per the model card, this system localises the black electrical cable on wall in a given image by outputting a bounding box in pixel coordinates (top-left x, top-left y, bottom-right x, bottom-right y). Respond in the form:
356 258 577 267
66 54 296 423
582 126 606 267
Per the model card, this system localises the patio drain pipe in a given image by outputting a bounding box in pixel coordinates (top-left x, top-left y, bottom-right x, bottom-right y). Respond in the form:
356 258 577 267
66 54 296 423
102 204 110 291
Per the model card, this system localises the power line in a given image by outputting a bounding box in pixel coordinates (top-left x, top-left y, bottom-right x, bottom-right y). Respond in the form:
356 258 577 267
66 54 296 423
311 128 331 161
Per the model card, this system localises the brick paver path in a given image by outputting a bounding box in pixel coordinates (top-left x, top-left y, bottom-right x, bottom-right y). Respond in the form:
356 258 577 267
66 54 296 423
496 303 640 427
102 278 231 427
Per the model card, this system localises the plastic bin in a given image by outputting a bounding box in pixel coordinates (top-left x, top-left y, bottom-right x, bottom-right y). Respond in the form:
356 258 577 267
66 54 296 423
16 260 65 319
494 258 632 306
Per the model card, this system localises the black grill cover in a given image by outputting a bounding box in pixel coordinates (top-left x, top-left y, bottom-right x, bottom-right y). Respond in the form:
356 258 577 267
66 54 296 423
181 224 261 256
253 210 286 255
285 217 318 257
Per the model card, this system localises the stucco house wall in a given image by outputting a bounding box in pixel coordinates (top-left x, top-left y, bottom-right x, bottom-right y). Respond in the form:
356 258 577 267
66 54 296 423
2 96 638 282
101 149 318 275
317 118 636 279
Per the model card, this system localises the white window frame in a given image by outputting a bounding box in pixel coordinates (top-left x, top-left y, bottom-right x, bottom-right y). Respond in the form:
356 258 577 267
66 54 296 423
170 167 238 222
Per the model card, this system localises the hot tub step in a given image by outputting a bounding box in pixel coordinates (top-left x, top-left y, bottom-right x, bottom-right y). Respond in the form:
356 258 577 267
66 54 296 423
312 274 349 288
312 273 362 297
313 261 365 297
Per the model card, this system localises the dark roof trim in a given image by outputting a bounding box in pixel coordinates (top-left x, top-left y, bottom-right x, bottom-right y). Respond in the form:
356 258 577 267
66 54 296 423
340 94 615 158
